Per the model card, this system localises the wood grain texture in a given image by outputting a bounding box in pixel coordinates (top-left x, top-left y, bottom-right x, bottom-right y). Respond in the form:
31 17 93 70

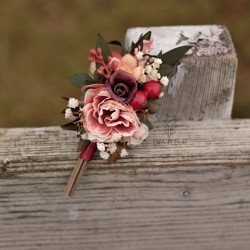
1 120 250 250
125 26 238 121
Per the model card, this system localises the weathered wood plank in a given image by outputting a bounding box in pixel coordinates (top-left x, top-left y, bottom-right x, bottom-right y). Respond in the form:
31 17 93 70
0 120 250 249
1 120 249 173
125 26 237 120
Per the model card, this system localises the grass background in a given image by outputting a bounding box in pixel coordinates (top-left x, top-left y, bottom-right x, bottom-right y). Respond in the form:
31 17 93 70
0 0 249 127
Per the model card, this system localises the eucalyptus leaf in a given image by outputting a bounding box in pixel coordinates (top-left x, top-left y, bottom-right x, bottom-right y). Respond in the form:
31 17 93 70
93 70 101 82
158 64 173 77
160 45 192 65
96 33 112 63
68 73 94 88
144 99 160 114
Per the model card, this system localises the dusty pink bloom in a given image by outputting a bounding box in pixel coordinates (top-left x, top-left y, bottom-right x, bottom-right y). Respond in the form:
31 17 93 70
111 51 122 59
88 48 112 78
88 48 102 63
128 123 149 145
142 39 154 54
107 57 121 71
107 52 144 81
107 51 123 71
81 83 105 92
82 87 141 143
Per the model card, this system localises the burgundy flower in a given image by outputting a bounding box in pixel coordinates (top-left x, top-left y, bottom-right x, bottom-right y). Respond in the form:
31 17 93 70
105 70 137 103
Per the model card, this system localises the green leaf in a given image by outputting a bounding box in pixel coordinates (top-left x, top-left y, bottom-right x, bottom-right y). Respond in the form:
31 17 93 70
61 108 66 114
61 96 69 101
108 40 129 56
144 99 160 114
68 73 94 88
158 64 173 77
108 40 122 46
80 88 89 99
143 120 153 130
61 122 78 131
130 31 151 54
77 139 90 152
157 50 163 57
121 47 129 56
92 69 101 82
96 33 112 63
160 45 192 65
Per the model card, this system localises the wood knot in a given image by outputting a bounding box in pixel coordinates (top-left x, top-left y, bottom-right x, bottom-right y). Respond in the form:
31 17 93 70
182 190 191 197
1 159 10 172
3 159 10 166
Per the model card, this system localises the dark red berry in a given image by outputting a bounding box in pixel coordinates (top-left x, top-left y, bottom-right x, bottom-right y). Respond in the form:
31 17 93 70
129 91 147 110
143 80 162 99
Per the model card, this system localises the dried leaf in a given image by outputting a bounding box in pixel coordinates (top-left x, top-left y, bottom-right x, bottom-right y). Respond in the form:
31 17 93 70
108 145 122 164
130 31 151 54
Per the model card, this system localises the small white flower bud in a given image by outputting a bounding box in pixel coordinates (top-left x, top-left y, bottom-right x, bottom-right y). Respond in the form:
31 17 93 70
154 58 162 64
145 65 152 74
97 142 106 152
100 151 110 160
111 133 122 142
81 133 88 140
150 69 158 77
108 143 117 154
68 98 79 109
156 73 161 79
65 108 73 119
120 148 128 158
135 51 144 60
140 74 147 83
159 92 164 98
160 76 169 86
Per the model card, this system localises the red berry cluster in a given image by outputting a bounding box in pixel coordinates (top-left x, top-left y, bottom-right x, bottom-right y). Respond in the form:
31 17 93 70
129 80 162 110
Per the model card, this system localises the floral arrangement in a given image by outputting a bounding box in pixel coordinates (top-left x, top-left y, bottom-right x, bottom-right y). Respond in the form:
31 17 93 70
62 32 190 196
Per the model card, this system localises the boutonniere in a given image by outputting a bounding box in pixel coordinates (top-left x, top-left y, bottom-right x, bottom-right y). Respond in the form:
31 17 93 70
62 32 191 196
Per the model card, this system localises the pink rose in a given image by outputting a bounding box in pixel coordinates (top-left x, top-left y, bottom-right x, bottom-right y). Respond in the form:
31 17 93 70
82 87 141 142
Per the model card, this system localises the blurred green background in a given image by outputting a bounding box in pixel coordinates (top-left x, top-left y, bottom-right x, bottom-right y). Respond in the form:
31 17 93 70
0 0 249 127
